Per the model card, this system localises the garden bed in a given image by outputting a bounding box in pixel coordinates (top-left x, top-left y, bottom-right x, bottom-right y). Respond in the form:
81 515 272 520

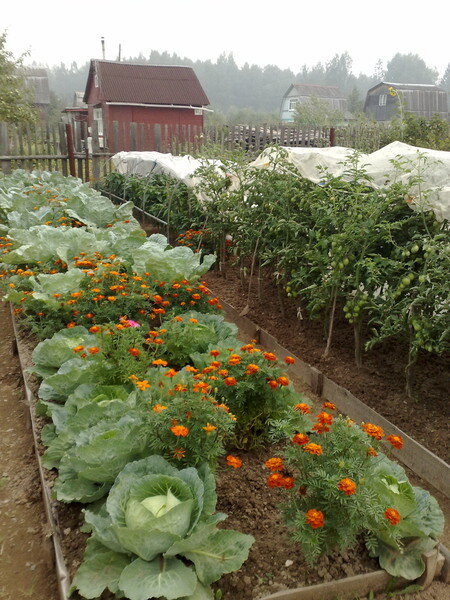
204 268 450 464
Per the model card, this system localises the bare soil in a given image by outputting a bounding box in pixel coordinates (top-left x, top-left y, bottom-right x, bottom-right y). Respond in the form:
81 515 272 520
204 267 450 463
0 302 58 600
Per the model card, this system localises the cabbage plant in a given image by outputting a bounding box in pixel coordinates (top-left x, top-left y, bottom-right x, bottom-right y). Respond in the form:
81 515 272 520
72 456 254 600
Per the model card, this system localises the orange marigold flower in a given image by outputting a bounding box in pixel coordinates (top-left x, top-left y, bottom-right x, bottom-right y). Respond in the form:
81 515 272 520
265 457 284 472
153 295 163 303
210 349 220 357
312 423 330 434
226 455 242 468
193 381 210 393
128 347 141 357
218 369 229 377
267 473 284 488
153 338 164 345
292 433 309 446
268 380 279 389
136 380 151 390
322 402 337 410
280 476 295 489
165 368 178 378
316 411 333 425
284 356 295 364
173 448 186 460
153 404 168 413
107 296 117 302
384 508 401 525
174 316 183 322
367 447 378 457
71 292 82 298
73 345 84 353
224 376 237 386
152 359 168 366
338 478 357 496
294 403 311 414
88 346 100 354
245 363 260 375
306 509 324 529
362 423 385 440
210 360 221 368
148 330 159 337
386 434 404 449
202 423 217 433
189 318 198 323
171 425 189 437
66 321 76 328
277 376 290 386
185 366 198 373
263 352 277 361
303 443 323 455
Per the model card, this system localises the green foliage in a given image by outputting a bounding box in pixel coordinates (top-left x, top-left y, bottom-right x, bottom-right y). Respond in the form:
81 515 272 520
293 94 345 127
0 32 36 124
72 456 254 600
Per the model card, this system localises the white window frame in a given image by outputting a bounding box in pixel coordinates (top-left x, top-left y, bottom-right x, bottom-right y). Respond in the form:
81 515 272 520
379 94 387 106
289 98 299 111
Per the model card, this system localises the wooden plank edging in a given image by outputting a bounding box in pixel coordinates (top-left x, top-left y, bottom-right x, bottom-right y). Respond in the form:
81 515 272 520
218 298 450 498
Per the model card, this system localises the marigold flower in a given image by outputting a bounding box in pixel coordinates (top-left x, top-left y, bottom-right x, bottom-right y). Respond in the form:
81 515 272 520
294 403 311 414
71 292 82 298
66 321 76 328
263 352 277 361
312 423 330 434
171 425 189 437
210 349 220 357
316 412 333 425
173 448 186 460
128 347 141 357
174 316 183 322
306 509 324 529
152 359 168 366
224 376 237 386
164 369 178 378
226 455 242 468
303 443 323 455
386 434 404 449
367 447 378 457
202 423 217 433
153 295 163 303
277 376 290 386
265 457 284 472
284 356 295 364
322 402 337 410
73 345 84 353
384 508 401 525
280 476 295 489
107 296 117 302
218 369 229 377
153 338 164 345
268 380 279 389
210 361 221 368
245 363 260 375
228 354 241 365
88 346 100 354
267 473 284 488
185 366 198 373
193 381 210 393
362 423 385 440
338 478 357 496
136 380 151 390
189 318 198 324
292 433 309 445
153 404 168 413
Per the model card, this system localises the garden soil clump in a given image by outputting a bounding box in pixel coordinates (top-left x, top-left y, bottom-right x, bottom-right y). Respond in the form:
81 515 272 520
205 269 450 463
214 450 378 600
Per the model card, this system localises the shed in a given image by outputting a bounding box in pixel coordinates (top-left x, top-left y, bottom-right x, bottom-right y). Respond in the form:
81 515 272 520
24 68 50 120
83 60 210 150
364 82 448 121
280 84 348 122
62 92 88 125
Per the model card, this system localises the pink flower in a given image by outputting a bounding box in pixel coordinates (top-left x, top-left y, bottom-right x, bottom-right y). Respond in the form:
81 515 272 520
127 320 140 327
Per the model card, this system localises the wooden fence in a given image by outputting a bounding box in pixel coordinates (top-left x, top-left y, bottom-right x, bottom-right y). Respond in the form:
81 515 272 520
0 120 389 182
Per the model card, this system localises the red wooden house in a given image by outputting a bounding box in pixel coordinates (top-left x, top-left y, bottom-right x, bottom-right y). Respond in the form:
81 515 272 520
83 60 210 151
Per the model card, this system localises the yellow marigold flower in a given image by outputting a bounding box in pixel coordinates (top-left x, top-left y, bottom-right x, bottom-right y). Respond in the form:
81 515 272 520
153 404 168 413
202 423 217 433
136 380 151 390
303 443 323 455
152 359 168 366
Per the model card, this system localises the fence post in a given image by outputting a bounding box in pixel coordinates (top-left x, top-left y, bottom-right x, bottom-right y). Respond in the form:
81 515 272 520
329 127 336 147
0 123 11 174
91 121 101 181
65 123 76 177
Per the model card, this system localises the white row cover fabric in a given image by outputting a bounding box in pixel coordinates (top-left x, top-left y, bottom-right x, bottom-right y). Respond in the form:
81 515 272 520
250 142 450 221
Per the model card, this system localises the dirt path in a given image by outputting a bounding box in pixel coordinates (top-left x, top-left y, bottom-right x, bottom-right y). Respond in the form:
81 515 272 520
0 301 58 600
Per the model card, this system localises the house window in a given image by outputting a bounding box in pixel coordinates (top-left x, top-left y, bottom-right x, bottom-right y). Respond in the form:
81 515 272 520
289 98 299 111
94 73 99 88
93 107 103 136
379 94 387 106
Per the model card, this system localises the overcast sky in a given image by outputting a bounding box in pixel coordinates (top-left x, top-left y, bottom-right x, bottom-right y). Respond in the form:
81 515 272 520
3 1 449 77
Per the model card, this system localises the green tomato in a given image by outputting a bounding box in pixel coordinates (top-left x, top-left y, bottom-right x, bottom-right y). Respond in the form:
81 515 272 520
411 244 419 253
418 274 426 283
402 277 410 286
338 262 344 269
343 257 349 266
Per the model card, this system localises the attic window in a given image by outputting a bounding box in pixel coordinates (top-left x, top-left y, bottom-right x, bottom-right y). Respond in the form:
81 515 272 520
289 98 299 110
94 73 99 88
379 94 387 106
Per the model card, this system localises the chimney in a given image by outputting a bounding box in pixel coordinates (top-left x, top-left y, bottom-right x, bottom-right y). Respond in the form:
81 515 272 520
101 37 105 59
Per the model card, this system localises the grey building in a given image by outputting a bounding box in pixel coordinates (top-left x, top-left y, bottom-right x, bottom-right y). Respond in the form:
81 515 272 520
280 84 348 123
364 82 448 121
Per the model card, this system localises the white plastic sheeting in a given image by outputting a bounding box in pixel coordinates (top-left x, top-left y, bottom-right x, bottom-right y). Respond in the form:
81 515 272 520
250 142 450 221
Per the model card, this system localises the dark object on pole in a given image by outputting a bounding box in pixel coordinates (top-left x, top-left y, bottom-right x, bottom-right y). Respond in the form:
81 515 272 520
65 124 76 177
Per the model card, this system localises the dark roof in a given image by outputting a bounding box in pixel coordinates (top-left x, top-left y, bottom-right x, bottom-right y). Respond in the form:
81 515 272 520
286 83 346 99
24 68 50 105
84 60 209 106
368 81 446 93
